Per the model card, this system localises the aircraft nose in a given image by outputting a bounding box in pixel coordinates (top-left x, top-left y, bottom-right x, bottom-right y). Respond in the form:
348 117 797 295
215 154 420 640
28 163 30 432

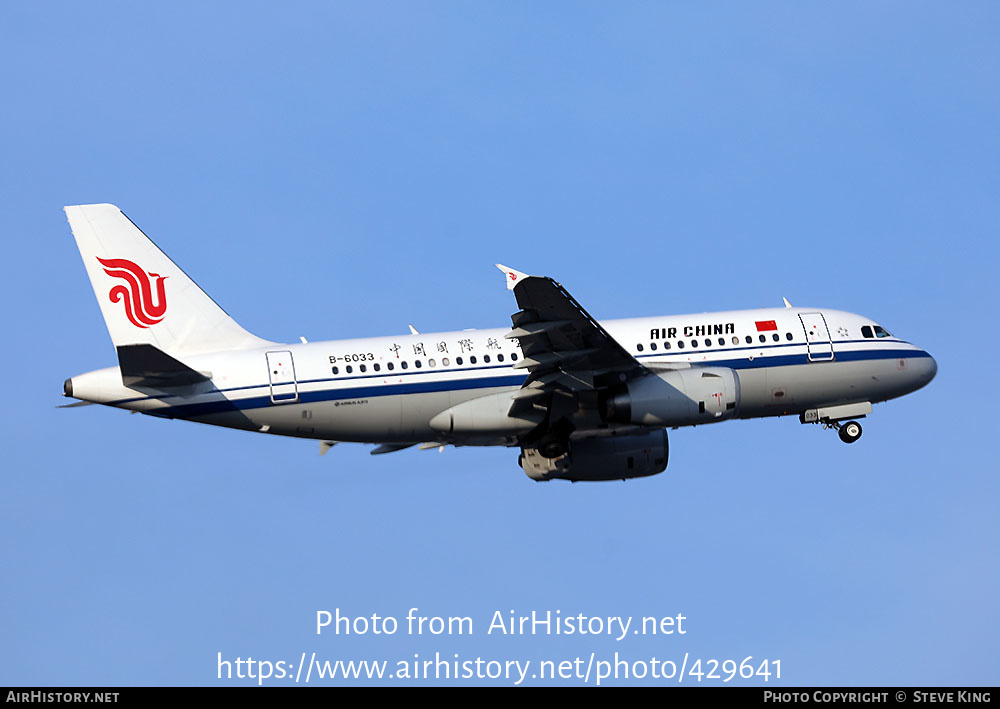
913 351 937 389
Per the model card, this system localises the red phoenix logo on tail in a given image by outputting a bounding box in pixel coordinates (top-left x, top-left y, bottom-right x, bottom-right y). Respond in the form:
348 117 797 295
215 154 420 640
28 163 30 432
97 257 168 328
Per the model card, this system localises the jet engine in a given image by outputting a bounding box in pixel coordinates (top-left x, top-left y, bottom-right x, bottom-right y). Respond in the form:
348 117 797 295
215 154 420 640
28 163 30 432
603 367 740 427
519 429 669 482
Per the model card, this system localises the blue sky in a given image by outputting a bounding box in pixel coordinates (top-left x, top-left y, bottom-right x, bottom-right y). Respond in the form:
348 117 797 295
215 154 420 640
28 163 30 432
1 2 997 686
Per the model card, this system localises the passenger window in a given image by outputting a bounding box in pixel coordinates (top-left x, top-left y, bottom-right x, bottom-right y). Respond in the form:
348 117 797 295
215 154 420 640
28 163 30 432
718 337 725 346
387 362 394 370
786 332 793 341
704 338 711 347
332 366 339 375
497 354 505 362
510 353 518 361
745 335 753 344
428 359 436 367
862 325 874 338
664 342 671 350
484 355 491 363
401 361 408 369
470 356 477 364
772 333 779 342
415 360 422 368
442 358 450 366
637 344 644 352
374 363 380 372
690 340 698 348
759 334 766 343
359 364 366 372
456 357 463 365
677 341 685 349
346 365 353 373
732 336 739 345
650 343 657 351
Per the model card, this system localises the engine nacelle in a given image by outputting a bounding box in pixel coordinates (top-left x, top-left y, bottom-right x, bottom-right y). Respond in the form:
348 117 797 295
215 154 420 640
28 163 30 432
605 367 740 427
520 429 669 482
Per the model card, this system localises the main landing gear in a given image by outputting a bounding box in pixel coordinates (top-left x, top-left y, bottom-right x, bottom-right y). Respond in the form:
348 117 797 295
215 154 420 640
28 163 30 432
830 420 863 444
539 437 568 459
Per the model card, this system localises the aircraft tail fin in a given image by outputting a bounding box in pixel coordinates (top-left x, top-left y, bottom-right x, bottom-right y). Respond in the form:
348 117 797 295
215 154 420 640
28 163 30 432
65 204 270 355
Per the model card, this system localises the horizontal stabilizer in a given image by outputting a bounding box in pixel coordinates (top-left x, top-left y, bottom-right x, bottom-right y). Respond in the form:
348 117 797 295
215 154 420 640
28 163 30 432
116 344 210 388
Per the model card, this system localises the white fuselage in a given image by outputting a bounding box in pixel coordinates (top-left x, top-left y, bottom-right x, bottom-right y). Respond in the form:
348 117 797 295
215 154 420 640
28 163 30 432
67 306 937 446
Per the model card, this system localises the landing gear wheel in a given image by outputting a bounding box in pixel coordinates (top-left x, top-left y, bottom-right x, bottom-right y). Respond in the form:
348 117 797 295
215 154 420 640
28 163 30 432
539 438 567 459
838 421 862 444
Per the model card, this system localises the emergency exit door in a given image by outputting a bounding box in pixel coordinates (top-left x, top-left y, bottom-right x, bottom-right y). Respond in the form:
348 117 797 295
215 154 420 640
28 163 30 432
266 351 298 403
799 313 834 361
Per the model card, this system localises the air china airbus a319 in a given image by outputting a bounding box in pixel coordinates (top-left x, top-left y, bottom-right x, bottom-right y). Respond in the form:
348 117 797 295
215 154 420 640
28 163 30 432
61 204 937 482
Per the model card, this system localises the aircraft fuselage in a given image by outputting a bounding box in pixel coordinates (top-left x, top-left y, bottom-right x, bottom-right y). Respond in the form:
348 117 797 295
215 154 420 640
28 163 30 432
67 306 936 446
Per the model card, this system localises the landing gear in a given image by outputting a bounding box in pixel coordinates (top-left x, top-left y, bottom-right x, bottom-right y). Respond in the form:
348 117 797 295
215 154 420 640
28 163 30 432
837 420 862 444
800 404 871 444
539 438 568 459
802 409 865 443
534 420 573 459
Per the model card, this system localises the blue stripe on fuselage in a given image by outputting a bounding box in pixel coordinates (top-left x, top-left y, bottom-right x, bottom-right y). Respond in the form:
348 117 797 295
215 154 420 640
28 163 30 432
161 374 528 419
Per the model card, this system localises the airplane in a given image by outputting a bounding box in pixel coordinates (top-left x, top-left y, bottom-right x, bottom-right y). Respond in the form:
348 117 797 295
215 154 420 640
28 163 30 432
61 204 937 482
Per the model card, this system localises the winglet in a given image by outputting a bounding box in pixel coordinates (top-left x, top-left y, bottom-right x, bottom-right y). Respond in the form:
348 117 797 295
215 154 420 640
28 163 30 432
495 264 530 290
782 297 793 308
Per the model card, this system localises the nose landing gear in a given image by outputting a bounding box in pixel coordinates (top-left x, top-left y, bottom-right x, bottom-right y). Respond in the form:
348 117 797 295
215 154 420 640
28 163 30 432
799 404 871 444
831 420 863 444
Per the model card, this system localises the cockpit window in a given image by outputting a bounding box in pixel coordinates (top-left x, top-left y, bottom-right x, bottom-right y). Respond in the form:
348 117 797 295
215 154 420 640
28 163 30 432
873 325 892 338
861 325 874 339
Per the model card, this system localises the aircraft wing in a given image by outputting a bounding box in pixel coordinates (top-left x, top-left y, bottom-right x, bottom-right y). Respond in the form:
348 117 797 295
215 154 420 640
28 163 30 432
496 265 647 421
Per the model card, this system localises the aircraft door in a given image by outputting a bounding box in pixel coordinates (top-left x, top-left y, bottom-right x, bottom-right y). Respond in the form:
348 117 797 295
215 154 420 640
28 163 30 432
799 313 834 361
266 351 299 403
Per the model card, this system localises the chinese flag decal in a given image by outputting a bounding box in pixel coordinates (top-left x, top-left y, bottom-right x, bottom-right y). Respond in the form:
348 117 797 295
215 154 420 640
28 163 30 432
755 320 777 332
